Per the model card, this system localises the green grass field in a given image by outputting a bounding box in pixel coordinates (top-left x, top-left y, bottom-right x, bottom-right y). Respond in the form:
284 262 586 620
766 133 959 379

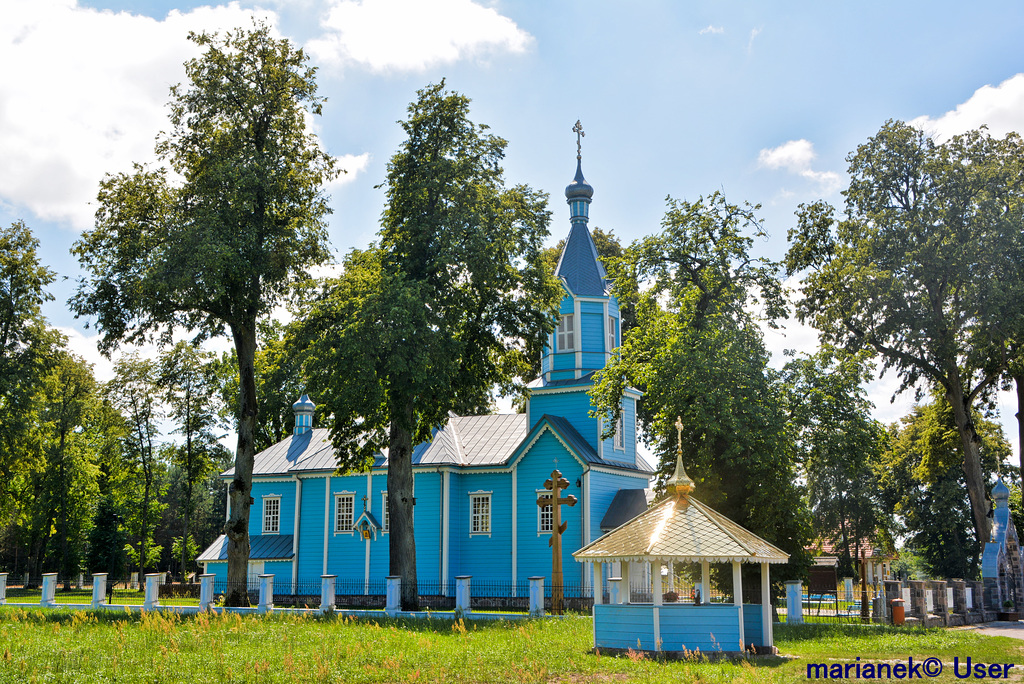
0 607 1020 683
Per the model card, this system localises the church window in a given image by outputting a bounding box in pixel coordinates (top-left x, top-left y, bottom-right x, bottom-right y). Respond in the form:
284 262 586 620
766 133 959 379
381 492 389 532
334 493 354 533
262 497 280 534
557 314 575 351
614 412 625 450
537 491 553 533
470 492 491 535
607 316 616 351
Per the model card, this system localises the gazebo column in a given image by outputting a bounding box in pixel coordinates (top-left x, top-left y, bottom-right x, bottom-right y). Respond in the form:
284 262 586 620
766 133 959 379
732 561 744 651
701 560 710 605
621 561 630 602
760 562 772 648
652 560 662 652
592 562 603 605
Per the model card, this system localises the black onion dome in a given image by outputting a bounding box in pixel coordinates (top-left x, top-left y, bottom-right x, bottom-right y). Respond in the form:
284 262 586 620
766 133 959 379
564 158 594 200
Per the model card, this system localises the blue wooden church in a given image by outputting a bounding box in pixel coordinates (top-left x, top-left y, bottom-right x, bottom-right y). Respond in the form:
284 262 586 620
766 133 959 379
198 155 653 594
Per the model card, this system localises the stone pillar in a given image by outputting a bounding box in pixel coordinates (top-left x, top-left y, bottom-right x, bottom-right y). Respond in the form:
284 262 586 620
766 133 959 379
930 580 948 625
0 573 7 606
258 574 274 614
608 577 622 605
320 575 337 613
843 577 854 601
529 576 545 617
786 580 804 624
41 573 57 607
883 580 901 605
91 573 108 608
199 574 215 611
143 573 161 610
455 576 471 615
908 580 927 620
385 576 400 616
130 572 138 591
951 579 967 614
76 573 84 590
22 572 29 588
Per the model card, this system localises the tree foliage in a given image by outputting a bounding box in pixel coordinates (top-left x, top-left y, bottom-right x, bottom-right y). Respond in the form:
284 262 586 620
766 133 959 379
70 23 337 604
592 192 811 577
297 82 562 608
786 121 1024 547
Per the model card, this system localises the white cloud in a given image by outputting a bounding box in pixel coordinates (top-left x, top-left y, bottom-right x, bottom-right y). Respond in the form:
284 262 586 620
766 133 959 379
757 139 841 194
747 27 761 53
911 73 1024 141
329 152 372 188
699 25 724 35
306 0 531 72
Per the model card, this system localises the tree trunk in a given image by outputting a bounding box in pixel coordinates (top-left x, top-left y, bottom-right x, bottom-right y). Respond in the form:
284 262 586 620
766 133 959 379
388 397 419 611
224 321 257 607
1015 372 1024 477
946 386 992 547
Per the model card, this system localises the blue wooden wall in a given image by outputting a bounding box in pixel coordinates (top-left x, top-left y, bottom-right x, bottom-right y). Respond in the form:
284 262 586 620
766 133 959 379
594 604 744 652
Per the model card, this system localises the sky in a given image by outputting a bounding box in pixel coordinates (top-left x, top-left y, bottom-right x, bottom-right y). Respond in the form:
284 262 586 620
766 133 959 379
3 0 1024 458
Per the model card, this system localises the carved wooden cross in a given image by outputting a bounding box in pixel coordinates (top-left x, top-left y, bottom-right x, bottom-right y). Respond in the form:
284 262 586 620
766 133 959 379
538 468 577 614
572 120 585 159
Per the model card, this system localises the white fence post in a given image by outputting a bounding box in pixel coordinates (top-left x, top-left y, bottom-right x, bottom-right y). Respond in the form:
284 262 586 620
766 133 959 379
143 573 161 610
199 574 215 611
529 576 545 617
41 573 57 607
385 576 401 616
76 573 83 590
130 572 138 591
843 577 854 601
258 574 274 614
786 580 804 624
607 577 621 605
91 573 108 608
0 573 7 605
320 575 337 613
455 576 472 615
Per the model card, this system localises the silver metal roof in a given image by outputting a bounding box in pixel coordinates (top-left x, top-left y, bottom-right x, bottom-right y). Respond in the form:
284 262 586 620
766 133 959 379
197 534 294 562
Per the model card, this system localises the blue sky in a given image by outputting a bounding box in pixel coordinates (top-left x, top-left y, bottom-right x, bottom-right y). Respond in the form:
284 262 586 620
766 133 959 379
4 0 1023 455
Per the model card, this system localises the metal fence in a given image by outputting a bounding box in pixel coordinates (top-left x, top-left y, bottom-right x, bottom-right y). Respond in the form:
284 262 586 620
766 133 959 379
776 583 882 624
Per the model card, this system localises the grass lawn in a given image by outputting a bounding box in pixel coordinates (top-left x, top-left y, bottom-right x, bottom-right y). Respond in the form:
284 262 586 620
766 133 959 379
0 608 1021 683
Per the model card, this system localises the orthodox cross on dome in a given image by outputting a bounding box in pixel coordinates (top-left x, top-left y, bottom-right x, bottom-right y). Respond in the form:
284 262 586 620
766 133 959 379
538 468 577 615
668 416 695 500
573 119 585 160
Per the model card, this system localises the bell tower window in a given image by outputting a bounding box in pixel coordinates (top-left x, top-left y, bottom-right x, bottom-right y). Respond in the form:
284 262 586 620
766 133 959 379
557 314 575 351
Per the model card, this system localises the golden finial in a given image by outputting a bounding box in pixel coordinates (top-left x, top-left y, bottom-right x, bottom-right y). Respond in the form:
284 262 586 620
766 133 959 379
667 416 695 499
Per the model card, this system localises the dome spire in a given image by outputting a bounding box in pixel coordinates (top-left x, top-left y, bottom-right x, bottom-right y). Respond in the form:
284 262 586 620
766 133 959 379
667 416 695 501
564 120 594 215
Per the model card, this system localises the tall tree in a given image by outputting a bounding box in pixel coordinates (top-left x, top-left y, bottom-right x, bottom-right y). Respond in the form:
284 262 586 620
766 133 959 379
875 398 1011 578
69 24 338 605
297 82 561 609
591 192 811 574
159 341 227 578
783 350 890 577
105 355 164 579
786 122 1024 546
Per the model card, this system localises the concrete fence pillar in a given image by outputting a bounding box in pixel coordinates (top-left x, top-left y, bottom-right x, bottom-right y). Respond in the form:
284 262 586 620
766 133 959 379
455 576 471 615
41 573 57 607
385 576 401 616
0 573 7 606
130 572 138 591
199 574 215 610
608 577 622 606
908 580 927 619
785 580 804 624
91 573 108 608
22 572 29 588
843 577 854 601
320 575 337 613
258 574 274 614
76 573 83 590
931 580 947 624
143 573 161 610
528 576 545 617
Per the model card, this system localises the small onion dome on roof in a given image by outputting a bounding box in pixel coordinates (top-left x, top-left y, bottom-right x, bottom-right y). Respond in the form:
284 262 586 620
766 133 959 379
993 479 1010 502
564 158 594 200
293 394 316 413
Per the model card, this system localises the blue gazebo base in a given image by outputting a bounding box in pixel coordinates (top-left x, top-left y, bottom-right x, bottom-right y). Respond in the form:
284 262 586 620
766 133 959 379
593 603 769 655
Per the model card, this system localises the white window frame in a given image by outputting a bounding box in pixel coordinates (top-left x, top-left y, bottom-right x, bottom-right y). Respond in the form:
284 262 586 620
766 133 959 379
607 315 616 351
537 490 553 535
469 491 492 536
381 491 389 533
334 492 355 534
262 496 280 535
556 314 575 352
614 412 625 451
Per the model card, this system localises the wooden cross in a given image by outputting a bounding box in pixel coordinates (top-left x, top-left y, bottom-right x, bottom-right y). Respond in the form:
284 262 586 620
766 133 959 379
572 120 585 160
538 468 577 614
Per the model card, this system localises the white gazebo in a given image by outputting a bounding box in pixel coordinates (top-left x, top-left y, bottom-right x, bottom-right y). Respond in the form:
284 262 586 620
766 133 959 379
574 444 789 655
